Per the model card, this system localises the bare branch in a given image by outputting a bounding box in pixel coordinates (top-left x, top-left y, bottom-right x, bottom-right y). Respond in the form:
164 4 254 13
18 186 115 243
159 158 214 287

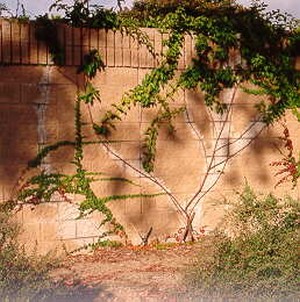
185 86 237 212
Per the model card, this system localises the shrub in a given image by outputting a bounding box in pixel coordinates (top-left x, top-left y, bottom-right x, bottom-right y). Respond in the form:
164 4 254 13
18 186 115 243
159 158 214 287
0 202 101 301
187 185 300 300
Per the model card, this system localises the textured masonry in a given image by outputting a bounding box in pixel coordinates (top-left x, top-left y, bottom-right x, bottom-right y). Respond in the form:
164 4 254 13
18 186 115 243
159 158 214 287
0 19 299 254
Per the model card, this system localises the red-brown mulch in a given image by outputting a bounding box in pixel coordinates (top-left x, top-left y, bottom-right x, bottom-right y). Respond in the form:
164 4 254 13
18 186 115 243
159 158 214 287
51 243 202 301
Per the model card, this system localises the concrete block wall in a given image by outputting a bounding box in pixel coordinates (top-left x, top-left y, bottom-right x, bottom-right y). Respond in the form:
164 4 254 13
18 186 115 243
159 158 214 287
0 19 299 253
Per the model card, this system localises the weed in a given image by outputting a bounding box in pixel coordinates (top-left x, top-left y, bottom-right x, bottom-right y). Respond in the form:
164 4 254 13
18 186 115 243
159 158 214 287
186 185 300 300
0 202 102 300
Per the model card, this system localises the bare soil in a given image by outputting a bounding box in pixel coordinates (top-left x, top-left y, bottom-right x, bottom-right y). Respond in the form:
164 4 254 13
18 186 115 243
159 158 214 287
50 243 202 301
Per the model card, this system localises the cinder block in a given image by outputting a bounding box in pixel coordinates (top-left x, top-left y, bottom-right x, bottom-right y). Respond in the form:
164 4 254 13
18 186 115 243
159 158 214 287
19 222 41 243
58 202 80 221
29 22 38 64
20 22 30 64
40 222 58 241
115 31 123 67
65 26 73 65
0 104 37 124
97 67 138 88
11 21 21 64
76 218 102 238
106 30 115 67
89 28 99 50
184 34 193 66
111 141 141 160
2 20 11 63
154 30 163 60
61 237 95 251
98 29 107 65
138 28 155 68
0 83 21 103
37 38 48 65
22 203 58 222
125 198 143 215
122 33 131 67
21 83 42 103
58 220 76 239
107 122 140 141
154 154 203 179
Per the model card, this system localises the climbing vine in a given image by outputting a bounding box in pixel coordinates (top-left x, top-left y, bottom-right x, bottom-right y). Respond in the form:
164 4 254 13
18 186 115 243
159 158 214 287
17 48 163 243
93 0 300 239
14 0 300 243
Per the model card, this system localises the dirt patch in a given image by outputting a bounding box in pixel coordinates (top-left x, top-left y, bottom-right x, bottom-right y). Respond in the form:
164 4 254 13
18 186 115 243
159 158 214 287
51 243 202 301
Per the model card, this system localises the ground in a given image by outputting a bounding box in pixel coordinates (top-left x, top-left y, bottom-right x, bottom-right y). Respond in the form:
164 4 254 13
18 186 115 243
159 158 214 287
50 243 202 301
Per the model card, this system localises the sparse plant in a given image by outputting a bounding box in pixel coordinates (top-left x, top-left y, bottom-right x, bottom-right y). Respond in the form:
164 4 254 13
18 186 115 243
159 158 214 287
0 202 102 300
186 185 300 300
271 121 300 188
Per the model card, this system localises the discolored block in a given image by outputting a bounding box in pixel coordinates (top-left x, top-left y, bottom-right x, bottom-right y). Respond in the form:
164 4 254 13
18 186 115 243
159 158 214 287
37 38 48 65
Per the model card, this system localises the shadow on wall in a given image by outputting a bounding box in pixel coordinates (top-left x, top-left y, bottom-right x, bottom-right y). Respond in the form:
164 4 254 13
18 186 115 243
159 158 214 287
185 88 275 184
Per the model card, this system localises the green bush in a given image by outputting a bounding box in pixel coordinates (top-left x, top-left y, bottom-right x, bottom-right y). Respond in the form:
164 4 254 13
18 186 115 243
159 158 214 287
0 203 57 300
187 186 300 300
0 203 101 301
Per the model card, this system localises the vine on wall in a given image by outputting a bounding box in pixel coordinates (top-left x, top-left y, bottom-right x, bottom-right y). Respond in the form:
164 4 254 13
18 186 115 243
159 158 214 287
13 0 300 243
16 48 163 244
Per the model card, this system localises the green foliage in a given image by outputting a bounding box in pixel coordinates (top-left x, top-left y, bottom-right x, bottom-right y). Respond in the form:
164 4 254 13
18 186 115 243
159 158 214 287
28 141 75 168
18 46 165 243
270 122 300 188
97 0 300 174
35 15 64 65
22 0 300 243
142 105 185 172
95 24 185 171
77 49 105 79
0 204 54 300
50 0 119 29
36 1 298 177
187 185 300 299
86 239 124 250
